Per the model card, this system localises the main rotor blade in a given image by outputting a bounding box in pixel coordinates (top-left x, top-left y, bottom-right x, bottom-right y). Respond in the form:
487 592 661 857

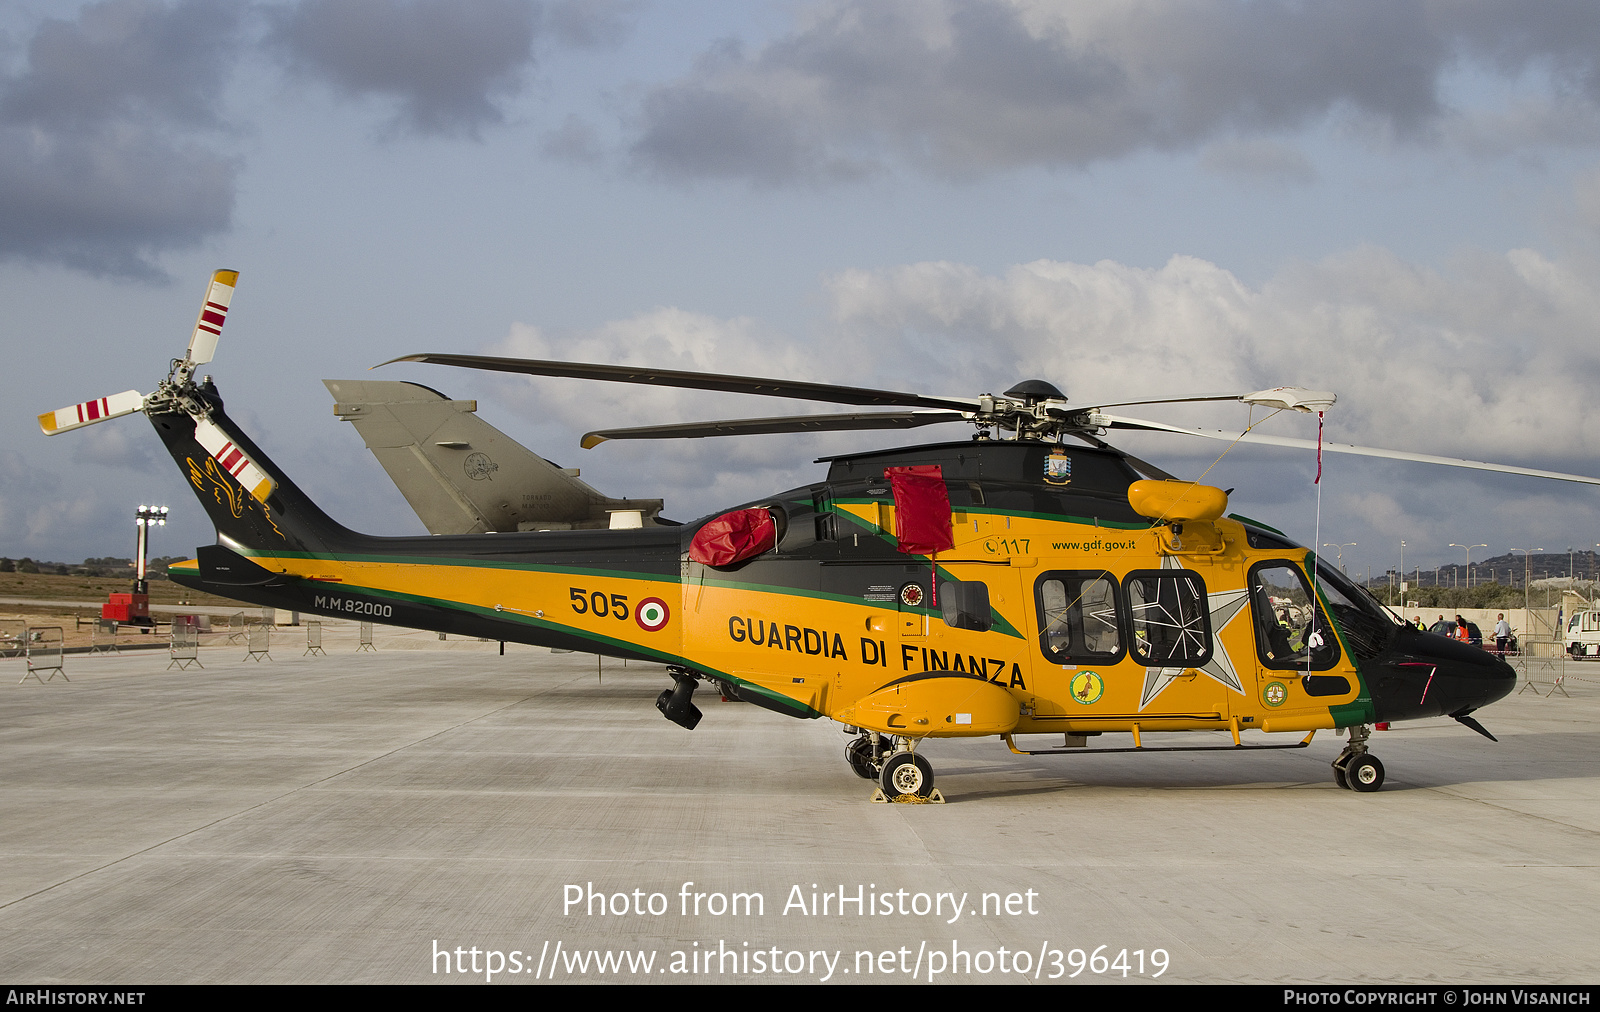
185 269 239 366
1082 392 1255 411
377 354 981 412
1099 413 1600 486
1083 387 1337 413
38 390 145 435
581 410 968 448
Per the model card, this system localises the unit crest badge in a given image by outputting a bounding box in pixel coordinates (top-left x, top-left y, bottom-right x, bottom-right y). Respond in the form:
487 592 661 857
1044 447 1072 485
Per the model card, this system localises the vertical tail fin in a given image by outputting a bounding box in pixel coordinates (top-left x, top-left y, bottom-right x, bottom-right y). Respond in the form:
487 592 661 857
148 385 356 556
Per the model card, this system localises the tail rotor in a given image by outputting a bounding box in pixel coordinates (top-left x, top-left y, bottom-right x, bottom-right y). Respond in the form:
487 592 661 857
36 268 276 504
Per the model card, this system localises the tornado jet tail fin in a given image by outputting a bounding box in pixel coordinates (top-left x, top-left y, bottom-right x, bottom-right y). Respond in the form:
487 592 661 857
323 379 665 534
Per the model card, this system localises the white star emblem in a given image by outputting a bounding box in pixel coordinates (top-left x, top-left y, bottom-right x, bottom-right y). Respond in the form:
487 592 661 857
1138 583 1251 710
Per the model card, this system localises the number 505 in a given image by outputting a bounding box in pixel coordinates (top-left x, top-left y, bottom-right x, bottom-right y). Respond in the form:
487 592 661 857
570 587 629 621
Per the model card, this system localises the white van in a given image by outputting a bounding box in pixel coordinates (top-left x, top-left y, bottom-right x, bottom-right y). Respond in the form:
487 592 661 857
1566 610 1600 657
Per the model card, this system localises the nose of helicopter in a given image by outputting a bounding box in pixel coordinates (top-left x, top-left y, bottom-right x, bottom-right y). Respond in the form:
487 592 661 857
1365 628 1516 724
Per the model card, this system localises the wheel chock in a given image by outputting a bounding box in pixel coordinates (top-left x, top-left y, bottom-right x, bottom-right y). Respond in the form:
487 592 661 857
870 788 947 804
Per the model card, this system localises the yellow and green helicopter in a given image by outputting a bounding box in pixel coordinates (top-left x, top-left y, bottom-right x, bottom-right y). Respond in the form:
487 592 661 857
45 271 1590 801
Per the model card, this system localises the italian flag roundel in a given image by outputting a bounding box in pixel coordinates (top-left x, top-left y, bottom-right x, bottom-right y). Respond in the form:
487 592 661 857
636 597 670 632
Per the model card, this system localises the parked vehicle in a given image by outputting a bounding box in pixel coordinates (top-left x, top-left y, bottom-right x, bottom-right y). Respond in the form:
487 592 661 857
1429 619 1484 648
1566 609 1600 658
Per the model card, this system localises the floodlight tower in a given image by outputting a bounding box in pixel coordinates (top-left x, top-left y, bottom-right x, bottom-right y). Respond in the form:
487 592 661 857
133 505 168 594
104 505 167 627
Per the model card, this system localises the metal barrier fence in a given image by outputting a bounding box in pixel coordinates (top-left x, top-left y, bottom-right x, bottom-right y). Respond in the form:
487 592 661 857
91 618 121 654
304 620 325 656
1514 651 1580 697
21 626 65 683
245 623 272 662
0 618 25 656
357 621 375 651
168 622 202 670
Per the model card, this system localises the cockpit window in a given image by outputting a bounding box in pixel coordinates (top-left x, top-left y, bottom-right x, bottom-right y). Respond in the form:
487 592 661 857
1312 560 1399 661
1249 561 1340 671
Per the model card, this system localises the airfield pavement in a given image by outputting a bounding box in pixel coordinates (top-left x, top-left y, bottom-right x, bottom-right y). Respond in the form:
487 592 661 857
1 620 1597 986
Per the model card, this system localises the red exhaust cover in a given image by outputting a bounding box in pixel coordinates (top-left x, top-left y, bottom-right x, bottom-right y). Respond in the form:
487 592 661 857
689 508 777 566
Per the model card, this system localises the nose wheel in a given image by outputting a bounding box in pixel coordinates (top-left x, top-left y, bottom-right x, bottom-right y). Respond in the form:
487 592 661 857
880 752 935 799
1344 754 1385 792
1331 724 1385 792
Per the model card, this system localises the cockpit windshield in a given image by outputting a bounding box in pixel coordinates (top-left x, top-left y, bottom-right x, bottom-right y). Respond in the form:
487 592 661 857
1313 560 1400 660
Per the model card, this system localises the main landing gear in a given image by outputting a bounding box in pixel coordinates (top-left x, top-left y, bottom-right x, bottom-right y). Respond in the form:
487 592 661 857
845 729 944 803
1331 724 1385 793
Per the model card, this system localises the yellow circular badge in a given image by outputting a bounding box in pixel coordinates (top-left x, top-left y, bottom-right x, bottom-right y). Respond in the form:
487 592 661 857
1069 670 1104 705
1263 681 1288 707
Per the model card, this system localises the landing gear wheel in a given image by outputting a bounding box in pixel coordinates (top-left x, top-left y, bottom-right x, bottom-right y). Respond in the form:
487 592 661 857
1346 754 1385 793
879 752 934 799
1333 764 1349 790
846 736 877 780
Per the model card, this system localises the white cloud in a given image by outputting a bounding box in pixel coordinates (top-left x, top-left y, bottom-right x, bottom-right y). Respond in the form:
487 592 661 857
480 308 854 519
821 246 1600 472
452 239 1600 533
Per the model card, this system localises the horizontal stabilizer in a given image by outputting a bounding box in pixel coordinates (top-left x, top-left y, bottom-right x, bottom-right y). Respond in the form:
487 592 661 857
38 390 145 434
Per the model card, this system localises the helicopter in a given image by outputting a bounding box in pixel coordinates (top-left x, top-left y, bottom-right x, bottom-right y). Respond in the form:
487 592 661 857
40 270 1600 802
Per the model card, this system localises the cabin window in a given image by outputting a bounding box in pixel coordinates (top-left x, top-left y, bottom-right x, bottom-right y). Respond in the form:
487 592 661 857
1124 570 1212 667
1248 561 1340 671
1035 571 1123 664
940 579 993 631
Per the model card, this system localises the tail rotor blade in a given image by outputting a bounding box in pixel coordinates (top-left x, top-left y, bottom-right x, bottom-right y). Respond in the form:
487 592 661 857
38 390 145 435
185 269 239 366
193 417 276 503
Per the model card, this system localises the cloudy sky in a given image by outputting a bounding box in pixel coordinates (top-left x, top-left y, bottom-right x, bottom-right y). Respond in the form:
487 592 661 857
6 0 1600 583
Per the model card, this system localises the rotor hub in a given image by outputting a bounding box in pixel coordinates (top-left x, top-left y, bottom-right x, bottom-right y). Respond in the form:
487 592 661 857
1002 379 1067 404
